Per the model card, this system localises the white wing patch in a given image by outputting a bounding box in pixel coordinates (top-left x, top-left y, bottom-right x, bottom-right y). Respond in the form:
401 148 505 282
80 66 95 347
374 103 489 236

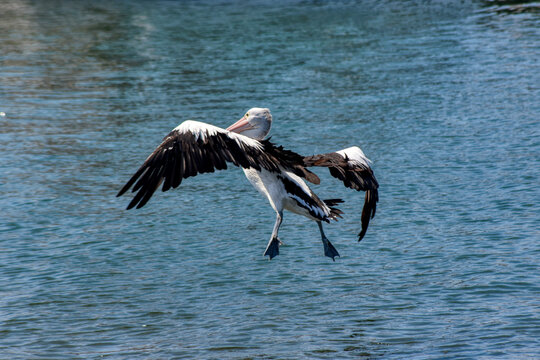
336 146 371 167
174 120 218 141
174 120 263 150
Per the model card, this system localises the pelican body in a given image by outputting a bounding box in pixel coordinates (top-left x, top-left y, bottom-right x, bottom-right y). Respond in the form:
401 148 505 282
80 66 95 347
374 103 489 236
117 108 378 260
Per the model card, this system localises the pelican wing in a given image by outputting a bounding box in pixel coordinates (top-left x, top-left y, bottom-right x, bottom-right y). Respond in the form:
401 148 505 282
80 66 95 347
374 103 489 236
261 140 320 184
117 121 310 209
303 146 379 241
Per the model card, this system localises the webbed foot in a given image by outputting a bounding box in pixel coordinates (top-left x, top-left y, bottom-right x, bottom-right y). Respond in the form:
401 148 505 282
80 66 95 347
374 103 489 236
264 236 282 260
323 238 340 261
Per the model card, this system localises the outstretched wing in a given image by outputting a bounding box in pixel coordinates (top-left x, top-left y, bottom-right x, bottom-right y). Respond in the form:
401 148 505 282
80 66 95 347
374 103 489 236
303 146 379 241
262 140 320 185
117 120 314 210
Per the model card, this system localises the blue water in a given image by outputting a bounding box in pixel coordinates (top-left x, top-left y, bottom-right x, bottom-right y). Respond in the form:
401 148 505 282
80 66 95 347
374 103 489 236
1 0 539 358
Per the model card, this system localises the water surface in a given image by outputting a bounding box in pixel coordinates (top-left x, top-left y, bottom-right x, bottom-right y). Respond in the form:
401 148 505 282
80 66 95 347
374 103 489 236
1 0 539 358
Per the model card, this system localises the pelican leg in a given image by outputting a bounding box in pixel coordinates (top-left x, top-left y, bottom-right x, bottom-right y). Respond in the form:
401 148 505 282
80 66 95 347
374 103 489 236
264 211 283 260
317 221 340 261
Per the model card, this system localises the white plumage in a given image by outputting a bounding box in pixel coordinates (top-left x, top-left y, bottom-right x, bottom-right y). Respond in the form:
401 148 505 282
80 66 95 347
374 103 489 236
336 146 371 167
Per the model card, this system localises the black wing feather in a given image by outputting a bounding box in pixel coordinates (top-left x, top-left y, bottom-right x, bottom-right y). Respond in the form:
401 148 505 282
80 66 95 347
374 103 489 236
304 151 379 241
262 140 320 184
117 123 313 209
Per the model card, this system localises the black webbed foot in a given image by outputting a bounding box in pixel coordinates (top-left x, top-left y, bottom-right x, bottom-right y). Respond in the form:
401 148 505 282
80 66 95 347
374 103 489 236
264 236 282 260
323 238 340 261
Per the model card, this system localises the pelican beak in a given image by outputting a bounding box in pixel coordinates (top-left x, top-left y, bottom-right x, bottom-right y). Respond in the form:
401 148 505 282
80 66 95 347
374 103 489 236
226 116 254 134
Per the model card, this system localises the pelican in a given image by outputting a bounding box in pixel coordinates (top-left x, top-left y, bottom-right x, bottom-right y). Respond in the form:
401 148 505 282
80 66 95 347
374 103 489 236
117 108 378 260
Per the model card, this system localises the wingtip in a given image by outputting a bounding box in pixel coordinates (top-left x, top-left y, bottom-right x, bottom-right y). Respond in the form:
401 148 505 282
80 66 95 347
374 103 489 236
126 197 138 210
135 200 147 209
116 186 128 197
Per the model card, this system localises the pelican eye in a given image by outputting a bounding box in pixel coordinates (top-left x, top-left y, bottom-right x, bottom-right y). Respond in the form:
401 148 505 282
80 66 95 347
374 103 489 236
245 113 249 117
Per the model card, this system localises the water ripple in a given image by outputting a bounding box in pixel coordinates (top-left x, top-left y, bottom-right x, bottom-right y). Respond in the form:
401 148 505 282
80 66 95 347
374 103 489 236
1 0 539 359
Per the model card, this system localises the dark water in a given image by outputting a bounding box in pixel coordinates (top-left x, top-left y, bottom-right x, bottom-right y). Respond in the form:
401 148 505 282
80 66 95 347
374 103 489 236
1 0 539 358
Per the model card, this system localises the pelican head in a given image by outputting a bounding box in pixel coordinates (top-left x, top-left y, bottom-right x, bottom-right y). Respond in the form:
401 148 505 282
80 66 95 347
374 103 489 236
226 108 272 140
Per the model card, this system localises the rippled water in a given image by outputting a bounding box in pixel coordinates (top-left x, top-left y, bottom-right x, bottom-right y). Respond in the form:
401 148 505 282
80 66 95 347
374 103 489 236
1 0 539 358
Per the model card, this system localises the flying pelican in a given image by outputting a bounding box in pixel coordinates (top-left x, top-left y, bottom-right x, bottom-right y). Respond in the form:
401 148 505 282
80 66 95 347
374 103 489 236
117 108 379 260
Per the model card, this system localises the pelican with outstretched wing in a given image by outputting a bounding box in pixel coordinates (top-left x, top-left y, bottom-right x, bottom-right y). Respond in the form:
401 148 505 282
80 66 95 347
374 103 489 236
117 108 378 260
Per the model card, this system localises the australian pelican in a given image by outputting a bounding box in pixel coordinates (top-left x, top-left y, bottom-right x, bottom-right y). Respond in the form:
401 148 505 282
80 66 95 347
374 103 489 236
117 108 379 260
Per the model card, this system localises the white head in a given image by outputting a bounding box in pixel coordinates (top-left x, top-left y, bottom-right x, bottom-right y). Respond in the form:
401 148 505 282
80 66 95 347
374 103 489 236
226 107 272 140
